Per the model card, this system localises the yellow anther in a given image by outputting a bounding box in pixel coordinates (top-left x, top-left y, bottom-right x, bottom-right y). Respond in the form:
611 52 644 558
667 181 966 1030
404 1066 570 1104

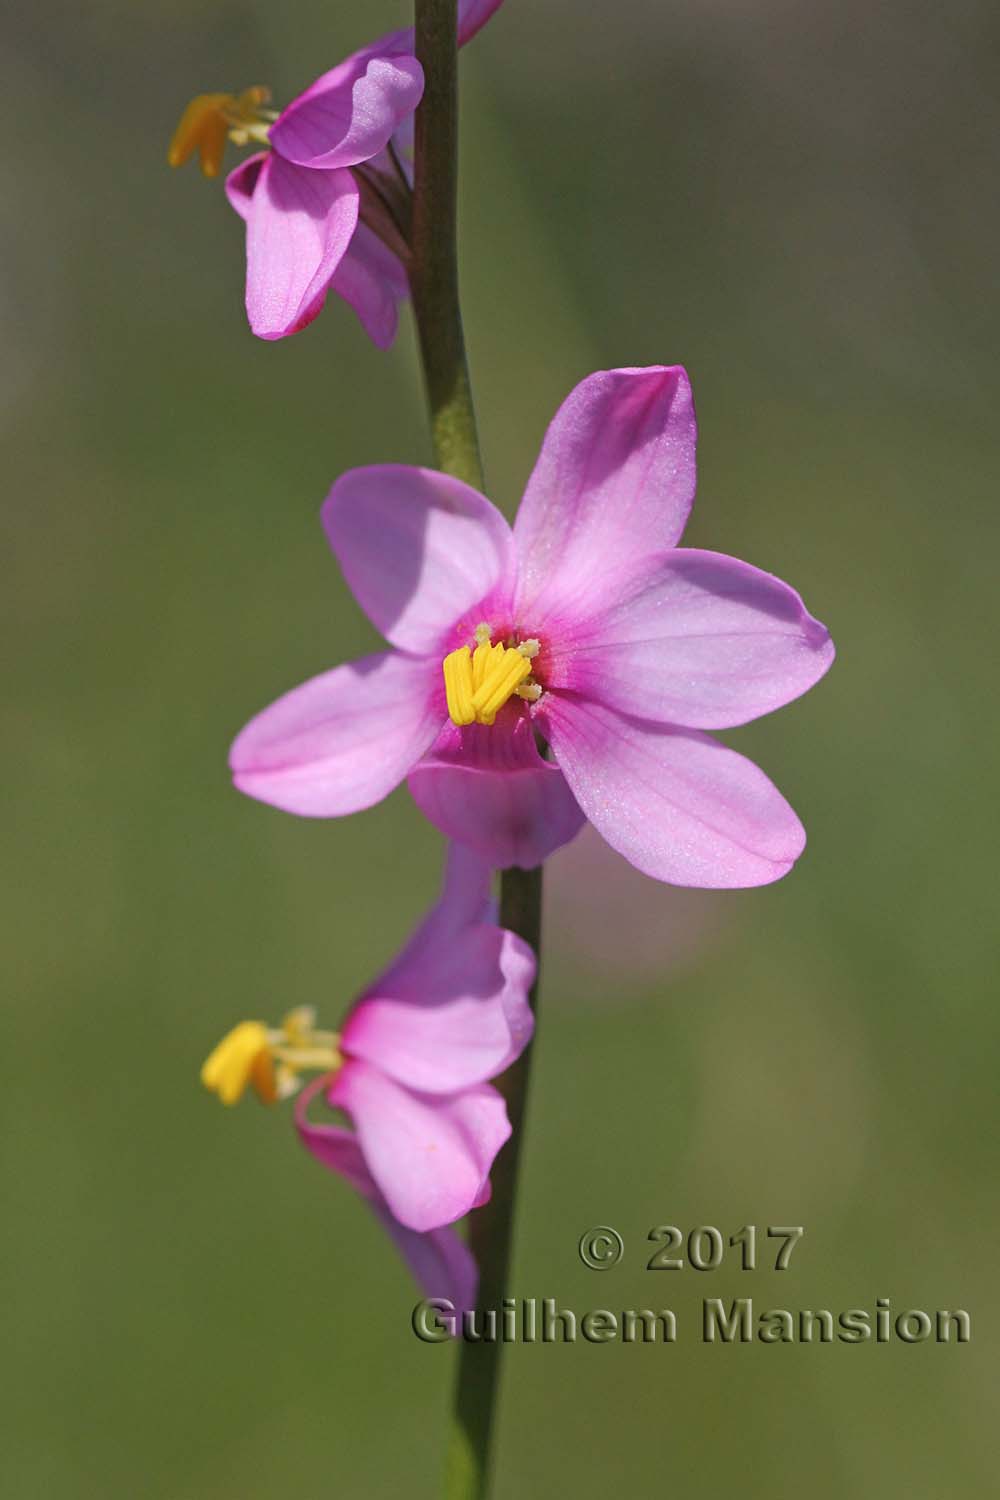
202 1008 341 1108
443 647 476 726
471 641 490 691
444 635 544 726
470 646 532 724
201 1021 276 1106
472 639 505 692
168 86 272 179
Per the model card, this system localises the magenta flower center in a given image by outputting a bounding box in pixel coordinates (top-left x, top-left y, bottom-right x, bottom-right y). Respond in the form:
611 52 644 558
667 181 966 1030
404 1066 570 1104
443 622 542 726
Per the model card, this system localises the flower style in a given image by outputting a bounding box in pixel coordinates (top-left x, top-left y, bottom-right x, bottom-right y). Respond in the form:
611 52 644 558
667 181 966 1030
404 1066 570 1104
201 844 534 1307
168 1 504 345
231 366 835 886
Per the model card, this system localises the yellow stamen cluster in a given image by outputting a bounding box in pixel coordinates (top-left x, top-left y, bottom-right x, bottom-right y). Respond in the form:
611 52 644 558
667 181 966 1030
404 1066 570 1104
168 86 273 179
443 625 542 726
201 1007 340 1107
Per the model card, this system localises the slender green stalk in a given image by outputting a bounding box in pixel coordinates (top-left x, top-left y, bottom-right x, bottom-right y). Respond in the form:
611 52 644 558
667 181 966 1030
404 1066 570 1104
410 0 484 490
445 867 542 1499
409 5 543 1495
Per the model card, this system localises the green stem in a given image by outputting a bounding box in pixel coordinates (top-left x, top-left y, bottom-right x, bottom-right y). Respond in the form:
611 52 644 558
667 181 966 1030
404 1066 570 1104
445 867 542 1500
410 5 543 1496
410 0 484 491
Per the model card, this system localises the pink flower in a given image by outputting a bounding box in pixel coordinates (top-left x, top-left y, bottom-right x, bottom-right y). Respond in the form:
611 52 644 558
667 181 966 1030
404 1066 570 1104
202 844 534 1307
221 0 504 345
232 366 835 886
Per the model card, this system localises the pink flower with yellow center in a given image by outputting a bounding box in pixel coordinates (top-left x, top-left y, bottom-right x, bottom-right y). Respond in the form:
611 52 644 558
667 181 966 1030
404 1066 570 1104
231 366 835 886
201 844 534 1310
168 1 504 345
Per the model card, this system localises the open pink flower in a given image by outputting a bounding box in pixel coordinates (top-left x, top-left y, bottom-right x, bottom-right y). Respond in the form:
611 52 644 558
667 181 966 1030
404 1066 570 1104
222 0 503 344
232 366 835 886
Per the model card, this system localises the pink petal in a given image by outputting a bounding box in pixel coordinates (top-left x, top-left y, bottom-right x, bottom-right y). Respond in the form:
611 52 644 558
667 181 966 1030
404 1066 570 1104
342 924 535 1092
330 1059 511 1232
328 222 408 350
541 696 805 888
457 0 507 44
230 650 444 817
295 1111 374 1197
229 161 406 349
428 838 498 931
263 0 501 172
545 548 835 729
323 466 516 655
408 707 586 869
242 153 359 340
369 1201 478 1317
512 367 697 630
224 153 265 221
270 44 424 170
296 1090 477 1312
373 841 497 992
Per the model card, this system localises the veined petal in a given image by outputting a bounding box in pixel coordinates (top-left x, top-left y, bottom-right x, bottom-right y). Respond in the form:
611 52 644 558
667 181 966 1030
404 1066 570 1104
270 43 423 170
323 466 516 655
295 1089 477 1312
545 549 835 729
230 651 444 817
542 696 805 888
232 165 407 347
268 2 500 172
344 836 531 1092
243 153 359 340
328 223 408 350
264 0 501 168
342 924 535 1093
330 1060 511 1232
513 367 697 628
408 708 586 869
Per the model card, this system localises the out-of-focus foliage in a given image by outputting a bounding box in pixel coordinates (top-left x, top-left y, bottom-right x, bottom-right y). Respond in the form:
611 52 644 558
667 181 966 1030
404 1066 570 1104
2 0 997 1493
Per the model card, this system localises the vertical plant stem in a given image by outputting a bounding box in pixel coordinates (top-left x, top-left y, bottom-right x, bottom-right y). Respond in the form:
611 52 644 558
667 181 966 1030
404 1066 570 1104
411 0 484 491
410 5 543 1496
445 867 542 1499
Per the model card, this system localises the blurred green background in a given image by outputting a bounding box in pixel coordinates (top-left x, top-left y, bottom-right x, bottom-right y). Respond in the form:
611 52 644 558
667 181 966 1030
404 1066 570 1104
3 0 997 1494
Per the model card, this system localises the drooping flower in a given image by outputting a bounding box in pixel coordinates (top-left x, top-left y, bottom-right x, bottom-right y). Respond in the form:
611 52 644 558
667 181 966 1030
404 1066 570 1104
231 367 835 887
201 844 534 1305
168 1 504 345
